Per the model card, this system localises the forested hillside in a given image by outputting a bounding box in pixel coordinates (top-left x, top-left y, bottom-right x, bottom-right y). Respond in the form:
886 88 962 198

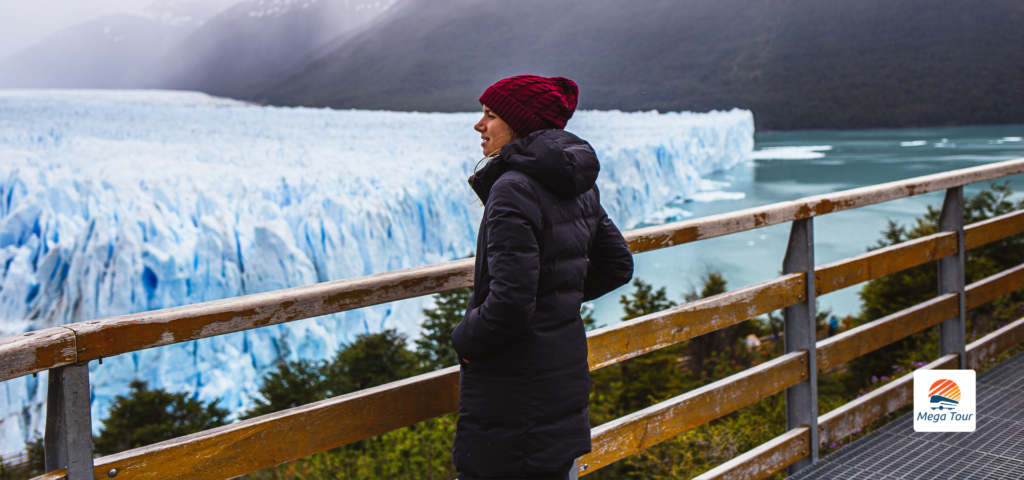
260 0 1024 130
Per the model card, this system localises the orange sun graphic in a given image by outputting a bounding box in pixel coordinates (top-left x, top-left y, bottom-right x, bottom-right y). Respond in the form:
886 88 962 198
928 379 962 402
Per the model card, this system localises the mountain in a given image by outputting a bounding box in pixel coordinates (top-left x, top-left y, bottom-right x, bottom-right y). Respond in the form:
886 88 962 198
258 0 1024 130
155 0 396 98
0 14 197 88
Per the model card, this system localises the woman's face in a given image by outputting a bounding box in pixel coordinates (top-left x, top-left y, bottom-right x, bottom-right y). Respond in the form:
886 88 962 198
474 105 516 156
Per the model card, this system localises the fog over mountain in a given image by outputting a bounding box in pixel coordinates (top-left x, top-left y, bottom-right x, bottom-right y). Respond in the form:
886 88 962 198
0 14 197 89
153 0 396 97
0 0 393 95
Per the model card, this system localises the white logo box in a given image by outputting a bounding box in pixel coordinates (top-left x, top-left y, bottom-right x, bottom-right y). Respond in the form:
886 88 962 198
914 369 976 432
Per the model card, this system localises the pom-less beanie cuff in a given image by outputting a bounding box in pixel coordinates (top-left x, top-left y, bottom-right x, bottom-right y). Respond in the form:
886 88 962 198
479 86 549 139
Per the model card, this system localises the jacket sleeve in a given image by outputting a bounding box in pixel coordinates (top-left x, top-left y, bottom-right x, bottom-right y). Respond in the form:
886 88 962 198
583 204 634 302
451 178 542 361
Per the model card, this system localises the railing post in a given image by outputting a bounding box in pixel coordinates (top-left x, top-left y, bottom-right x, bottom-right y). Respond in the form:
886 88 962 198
938 186 967 369
783 217 818 474
45 363 95 480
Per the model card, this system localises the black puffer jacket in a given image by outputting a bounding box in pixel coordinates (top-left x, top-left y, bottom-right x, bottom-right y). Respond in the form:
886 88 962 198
451 129 634 478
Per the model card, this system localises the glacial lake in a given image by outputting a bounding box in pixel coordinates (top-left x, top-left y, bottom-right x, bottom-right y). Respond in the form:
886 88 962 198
589 123 1024 327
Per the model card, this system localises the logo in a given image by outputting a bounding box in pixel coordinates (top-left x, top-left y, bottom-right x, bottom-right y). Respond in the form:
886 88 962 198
928 379 961 411
914 369 975 432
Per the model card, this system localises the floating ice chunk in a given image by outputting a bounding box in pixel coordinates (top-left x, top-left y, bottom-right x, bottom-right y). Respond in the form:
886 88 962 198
750 145 832 160
689 191 746 202
640 206 694 225
901 140 927 147
699 179 732 190
1003 137 1022 142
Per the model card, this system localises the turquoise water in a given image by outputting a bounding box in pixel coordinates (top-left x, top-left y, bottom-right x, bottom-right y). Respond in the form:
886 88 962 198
590 124 1024 327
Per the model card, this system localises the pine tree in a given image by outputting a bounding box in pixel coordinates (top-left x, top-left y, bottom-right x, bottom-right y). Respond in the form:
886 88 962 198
94 380 228 456
415 287 472 370
325 329 420 396
242 358 328 419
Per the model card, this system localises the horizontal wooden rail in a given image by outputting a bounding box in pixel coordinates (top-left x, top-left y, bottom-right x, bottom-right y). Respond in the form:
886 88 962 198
964 209 1024 250
578 350 808 476
695 427 811 480
965 316 1024 369
0 259 475 383
814 231 957 296
31 467 67 480
0 328 77 383
624 157 1024 253
586 273 804 370
816 293 958 373
3 158 1024 385
965 263 1024 310
90 366 459 480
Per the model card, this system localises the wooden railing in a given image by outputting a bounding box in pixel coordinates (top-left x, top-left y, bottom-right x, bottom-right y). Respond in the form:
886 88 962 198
2 158 1024 480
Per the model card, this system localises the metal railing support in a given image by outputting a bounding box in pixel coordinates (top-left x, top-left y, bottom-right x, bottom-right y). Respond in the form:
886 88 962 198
783 217 818 474
939 187 967 369
45 362 95 480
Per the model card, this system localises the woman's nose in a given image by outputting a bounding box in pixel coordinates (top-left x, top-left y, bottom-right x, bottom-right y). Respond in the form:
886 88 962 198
474 121 485 133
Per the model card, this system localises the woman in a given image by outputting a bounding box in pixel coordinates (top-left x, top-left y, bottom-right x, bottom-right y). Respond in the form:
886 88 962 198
451 75 634 479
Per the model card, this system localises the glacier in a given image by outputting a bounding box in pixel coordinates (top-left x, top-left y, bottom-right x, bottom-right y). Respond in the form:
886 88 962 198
0 89 753 452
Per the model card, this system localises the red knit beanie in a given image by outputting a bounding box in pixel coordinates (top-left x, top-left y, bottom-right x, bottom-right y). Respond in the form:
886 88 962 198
478 75 579 138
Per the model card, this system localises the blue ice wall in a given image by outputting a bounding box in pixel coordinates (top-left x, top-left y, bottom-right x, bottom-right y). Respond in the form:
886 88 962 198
0 89 753 451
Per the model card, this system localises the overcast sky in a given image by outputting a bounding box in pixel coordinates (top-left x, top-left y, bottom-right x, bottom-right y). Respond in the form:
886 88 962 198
0 0 239 59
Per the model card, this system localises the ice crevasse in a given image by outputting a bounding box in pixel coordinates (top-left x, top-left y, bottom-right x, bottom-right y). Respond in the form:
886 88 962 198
0 89 753 451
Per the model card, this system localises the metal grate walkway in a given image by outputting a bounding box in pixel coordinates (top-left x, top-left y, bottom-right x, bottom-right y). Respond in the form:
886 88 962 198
791 351 1024 479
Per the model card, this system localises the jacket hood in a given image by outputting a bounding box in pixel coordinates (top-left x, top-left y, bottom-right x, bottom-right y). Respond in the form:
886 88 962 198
470 129 600 202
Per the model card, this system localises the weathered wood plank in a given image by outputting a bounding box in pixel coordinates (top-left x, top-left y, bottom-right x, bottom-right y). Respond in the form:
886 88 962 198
91 366 460 480
694 427 810 480
577 351 808 476
964 209 1024 250
965 316 1024 369
586 274 805 370
624 158 1024 253
816 293 958 373
815 232 957 296
0 328 78 383
29 467 67 480
67 258 475 362
817 354 958 446
965 263 1024 310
